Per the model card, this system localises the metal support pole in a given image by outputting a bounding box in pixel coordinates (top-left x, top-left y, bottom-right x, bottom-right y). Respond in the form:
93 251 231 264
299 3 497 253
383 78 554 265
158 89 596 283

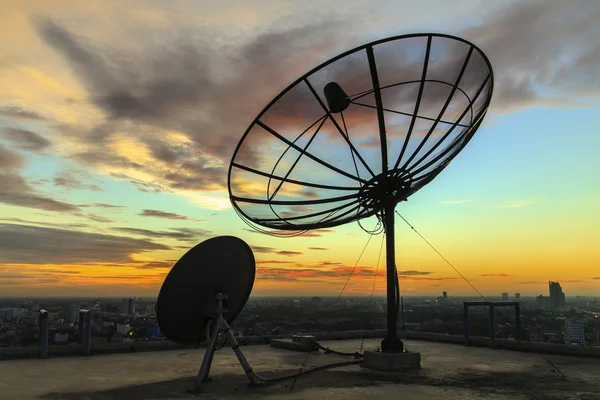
381 203 403 353
488 305 495 348
400 296 406 331
202 320 216 381
81 309 92 356
196 317 221 388
222 318 261 385
463 303 469 345
39 309 49 359
515 303 521 341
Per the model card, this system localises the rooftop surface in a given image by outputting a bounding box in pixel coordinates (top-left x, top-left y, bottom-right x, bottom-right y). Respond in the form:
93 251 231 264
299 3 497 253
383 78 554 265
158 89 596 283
1 339 599 400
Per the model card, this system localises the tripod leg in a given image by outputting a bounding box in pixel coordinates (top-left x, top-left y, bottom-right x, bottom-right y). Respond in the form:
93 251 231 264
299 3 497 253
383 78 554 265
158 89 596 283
201 320 216 381
221 318 262 385
195 319 221 390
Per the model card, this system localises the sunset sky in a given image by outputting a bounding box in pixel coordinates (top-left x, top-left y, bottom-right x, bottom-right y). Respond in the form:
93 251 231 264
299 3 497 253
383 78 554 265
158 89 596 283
1 0 599 298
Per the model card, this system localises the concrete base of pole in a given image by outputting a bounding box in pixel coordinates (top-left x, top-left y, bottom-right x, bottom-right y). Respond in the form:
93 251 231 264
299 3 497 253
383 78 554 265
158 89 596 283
361 350 421 371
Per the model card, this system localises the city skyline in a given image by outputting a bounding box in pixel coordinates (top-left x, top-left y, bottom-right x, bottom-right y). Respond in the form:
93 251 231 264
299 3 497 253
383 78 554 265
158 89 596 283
1 1 599 297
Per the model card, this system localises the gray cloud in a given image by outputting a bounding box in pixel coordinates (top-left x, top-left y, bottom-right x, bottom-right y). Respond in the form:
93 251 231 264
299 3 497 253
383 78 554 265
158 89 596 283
0 265 81 287
318 261 342 266
309 247 328 250
35 17 353 193
111 226 211 242
0 223 170 264
85 213 114 223
398 270 432 276
132 261 174 269
109 172 165 193
0 143 25 169
0 145 82 212
1 172 81 212
251 245 277 254
249 246 302 256
256 259 296 265
277 250 302 256
0 217 89 230
1 128 52 152
53 172 103 191
86 203 126 209
462 0 600 110
0 106 47 121
71 150 144 171
139 209 193 220
257 264 453 281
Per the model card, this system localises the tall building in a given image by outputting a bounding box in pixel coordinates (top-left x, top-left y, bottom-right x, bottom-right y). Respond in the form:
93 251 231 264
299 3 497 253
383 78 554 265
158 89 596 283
564 319 585 346
66 304 80 323
502 293 508 301
549 281 565 309
122 298 135 314
443 291 448 300
515 293 521 301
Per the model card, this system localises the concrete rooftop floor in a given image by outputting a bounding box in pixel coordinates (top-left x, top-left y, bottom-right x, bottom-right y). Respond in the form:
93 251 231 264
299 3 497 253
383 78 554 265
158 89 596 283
1 339 599 400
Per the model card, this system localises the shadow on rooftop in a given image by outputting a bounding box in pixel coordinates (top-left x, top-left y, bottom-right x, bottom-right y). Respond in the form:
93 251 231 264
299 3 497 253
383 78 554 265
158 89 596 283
38 366 600 400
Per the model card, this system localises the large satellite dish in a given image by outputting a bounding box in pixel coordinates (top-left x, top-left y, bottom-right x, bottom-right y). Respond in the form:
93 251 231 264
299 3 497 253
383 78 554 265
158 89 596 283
228 33 493 353
156 236 255 346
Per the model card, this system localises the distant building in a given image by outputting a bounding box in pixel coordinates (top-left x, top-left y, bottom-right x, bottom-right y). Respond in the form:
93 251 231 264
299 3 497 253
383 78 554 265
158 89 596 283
564 319 585 346
116 324 131 335
147 323 160 338
536 295 550 308
311 296 323 303
121 298 135 314
0 309 14 321
515 293 521 301
0 308 28 321
502 293 508 301
28 303 40 312
66 304 80 323
443 291 448 300
549 281 565 309
21 316 38 326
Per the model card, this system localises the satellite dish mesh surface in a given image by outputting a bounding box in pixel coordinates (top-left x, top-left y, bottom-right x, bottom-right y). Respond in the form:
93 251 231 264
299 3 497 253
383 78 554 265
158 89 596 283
156 236 255 346
228 34 493 234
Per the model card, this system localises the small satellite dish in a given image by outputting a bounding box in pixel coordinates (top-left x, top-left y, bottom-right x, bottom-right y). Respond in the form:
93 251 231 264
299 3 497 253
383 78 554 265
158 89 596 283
156 236 357 390
156 236 255 346
228 33 493 353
